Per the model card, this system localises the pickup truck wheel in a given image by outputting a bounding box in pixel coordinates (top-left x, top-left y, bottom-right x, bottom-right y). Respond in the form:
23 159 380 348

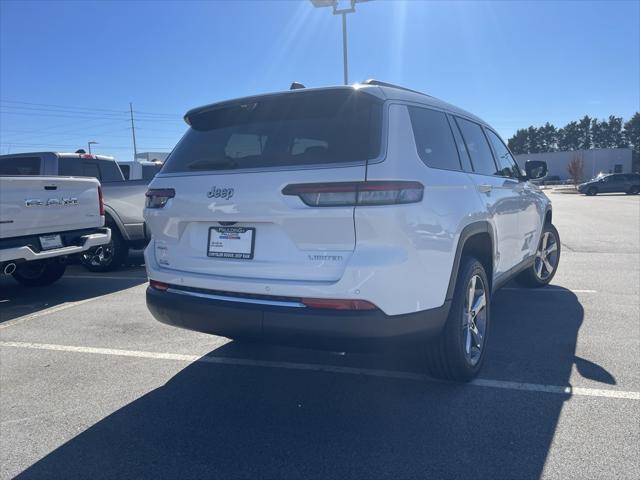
516 223 561 288
12 260 66 287
80 227 128 272
424 257 490 382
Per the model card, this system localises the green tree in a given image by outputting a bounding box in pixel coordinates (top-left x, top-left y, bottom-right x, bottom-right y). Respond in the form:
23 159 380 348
507 128 528 154
558 121 581 151
591 118 607 148
577 115 592 150
624 112 640 172
606 115 626 148
538 122 558 152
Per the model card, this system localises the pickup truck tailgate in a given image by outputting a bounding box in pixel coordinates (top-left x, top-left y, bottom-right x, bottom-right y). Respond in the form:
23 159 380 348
0 176 103 239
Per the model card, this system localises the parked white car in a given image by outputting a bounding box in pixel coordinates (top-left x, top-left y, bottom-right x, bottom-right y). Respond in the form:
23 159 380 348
0 175 110 286
143 80 560 381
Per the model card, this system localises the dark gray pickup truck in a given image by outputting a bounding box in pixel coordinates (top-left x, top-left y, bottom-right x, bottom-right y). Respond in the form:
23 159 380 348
0 152 152 271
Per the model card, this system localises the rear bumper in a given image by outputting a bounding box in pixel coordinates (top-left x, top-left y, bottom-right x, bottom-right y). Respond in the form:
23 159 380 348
0 228 111 263
146 285 450 350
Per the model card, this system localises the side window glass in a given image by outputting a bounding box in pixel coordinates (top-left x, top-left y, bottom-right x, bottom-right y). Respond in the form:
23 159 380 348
454 117 498 176
486 129 521 179
447 114 473 172
408 107 461 171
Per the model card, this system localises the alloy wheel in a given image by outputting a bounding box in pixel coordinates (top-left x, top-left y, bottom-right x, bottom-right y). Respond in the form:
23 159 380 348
462 274 487 366
534 230 559 281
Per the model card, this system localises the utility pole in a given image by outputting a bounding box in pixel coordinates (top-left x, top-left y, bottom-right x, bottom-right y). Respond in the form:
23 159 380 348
129 102 138 161
341 12 349 85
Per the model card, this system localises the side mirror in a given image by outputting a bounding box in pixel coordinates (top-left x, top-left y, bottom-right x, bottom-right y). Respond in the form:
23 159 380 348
525 160 547 180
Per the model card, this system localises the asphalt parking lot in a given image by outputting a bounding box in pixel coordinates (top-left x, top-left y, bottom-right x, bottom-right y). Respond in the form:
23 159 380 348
1 191 638 480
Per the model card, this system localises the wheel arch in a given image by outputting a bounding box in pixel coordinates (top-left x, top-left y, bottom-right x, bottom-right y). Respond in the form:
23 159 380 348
102 205 127 240
445 222 494 301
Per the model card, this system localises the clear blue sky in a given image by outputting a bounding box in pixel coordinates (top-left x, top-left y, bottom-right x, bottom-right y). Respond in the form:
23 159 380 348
1 0 638 159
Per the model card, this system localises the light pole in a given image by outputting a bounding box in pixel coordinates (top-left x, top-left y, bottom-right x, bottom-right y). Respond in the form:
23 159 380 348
310 0 371 85
87 141 98 154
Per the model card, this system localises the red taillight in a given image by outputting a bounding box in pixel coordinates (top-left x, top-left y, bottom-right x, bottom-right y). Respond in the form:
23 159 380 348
301 298 377 310
82 154 94 159
282 181 424 207
145 188 175 208
97 186 105 216
149 280 169 291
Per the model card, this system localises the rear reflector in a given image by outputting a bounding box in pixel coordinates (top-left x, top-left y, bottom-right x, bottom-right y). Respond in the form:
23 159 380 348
301 298 376 310
145 188 175 209
282 181 423 207
149 280 169 291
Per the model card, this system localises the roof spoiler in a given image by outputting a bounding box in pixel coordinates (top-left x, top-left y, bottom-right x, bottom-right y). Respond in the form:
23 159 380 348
361 79 430 97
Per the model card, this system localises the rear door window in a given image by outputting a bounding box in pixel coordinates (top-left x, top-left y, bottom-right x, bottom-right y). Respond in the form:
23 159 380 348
454 117 498 176
408 106 461 171
162 90 382 173
0 156 41 175
81 162 101 180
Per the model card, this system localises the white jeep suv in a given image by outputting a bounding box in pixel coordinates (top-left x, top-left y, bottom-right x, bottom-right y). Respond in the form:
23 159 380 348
144 80 560 381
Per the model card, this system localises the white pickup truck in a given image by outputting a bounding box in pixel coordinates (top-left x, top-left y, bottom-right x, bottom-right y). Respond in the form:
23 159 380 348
0 176 111 286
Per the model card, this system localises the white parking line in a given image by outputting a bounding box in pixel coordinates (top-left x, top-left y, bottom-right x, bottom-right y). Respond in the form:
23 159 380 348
502 288 597 294
1 341 637 401
64 275 147 281
0 298 103 330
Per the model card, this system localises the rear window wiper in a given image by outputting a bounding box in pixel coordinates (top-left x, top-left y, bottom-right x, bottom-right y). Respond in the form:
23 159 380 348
187 159 238 170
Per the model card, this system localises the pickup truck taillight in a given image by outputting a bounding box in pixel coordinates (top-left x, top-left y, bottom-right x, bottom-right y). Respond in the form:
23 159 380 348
145 188 175 209
98 186 105 216
282 181 424 207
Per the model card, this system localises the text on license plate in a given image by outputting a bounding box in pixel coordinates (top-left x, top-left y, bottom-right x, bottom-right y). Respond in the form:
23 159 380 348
207 227 255 259
40 234 63 250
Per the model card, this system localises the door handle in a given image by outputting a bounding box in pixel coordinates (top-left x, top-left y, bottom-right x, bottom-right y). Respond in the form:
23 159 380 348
478 184 493 193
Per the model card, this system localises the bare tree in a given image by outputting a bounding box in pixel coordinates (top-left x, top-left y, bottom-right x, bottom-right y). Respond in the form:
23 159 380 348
567 155 584 187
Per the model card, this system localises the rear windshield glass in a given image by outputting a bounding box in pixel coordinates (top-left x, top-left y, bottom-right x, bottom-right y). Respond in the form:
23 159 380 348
0 156 41 175
161 90 382 173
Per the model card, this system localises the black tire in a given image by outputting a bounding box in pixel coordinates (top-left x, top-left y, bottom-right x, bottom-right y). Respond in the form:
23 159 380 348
12 259 66 287
80 226 128 272
424 257 490 382
627 186 639 195
516 223 561 288
585 186 597 196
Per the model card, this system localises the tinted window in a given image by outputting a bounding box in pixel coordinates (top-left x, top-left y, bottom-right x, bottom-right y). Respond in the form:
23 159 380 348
408 107 460 171
455 117 498 176
142 164 162 180
448 114 473 172
162 90 382 173
97 159 124 182
58 158 82 176
82 162 100 179
0 156 41 175
486 129 521 179
120 164 131 180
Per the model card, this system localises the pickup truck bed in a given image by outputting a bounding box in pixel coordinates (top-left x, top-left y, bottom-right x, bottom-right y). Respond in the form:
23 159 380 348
0 176 110 286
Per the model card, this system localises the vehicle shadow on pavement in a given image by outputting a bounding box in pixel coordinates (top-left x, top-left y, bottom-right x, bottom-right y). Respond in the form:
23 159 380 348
15 287 614 479
0 270 146 323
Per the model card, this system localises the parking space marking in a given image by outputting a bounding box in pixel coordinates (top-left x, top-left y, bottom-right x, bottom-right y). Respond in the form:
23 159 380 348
1 341 638 401
502 288 597 294
0 297 104 330
63 275 147 281
0 284 146 330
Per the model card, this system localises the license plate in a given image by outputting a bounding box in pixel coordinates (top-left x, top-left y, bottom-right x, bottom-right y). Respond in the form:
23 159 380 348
39 234 63 250
207 227 255 260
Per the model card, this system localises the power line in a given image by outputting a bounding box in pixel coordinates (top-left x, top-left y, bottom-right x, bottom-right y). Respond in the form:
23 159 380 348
1 99 182 118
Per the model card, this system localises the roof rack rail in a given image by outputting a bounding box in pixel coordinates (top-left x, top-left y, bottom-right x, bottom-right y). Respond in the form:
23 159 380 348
361 79 431 97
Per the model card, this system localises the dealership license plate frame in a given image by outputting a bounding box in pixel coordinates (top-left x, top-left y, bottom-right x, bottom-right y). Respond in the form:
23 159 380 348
39 234 64 251
207 226 255 260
